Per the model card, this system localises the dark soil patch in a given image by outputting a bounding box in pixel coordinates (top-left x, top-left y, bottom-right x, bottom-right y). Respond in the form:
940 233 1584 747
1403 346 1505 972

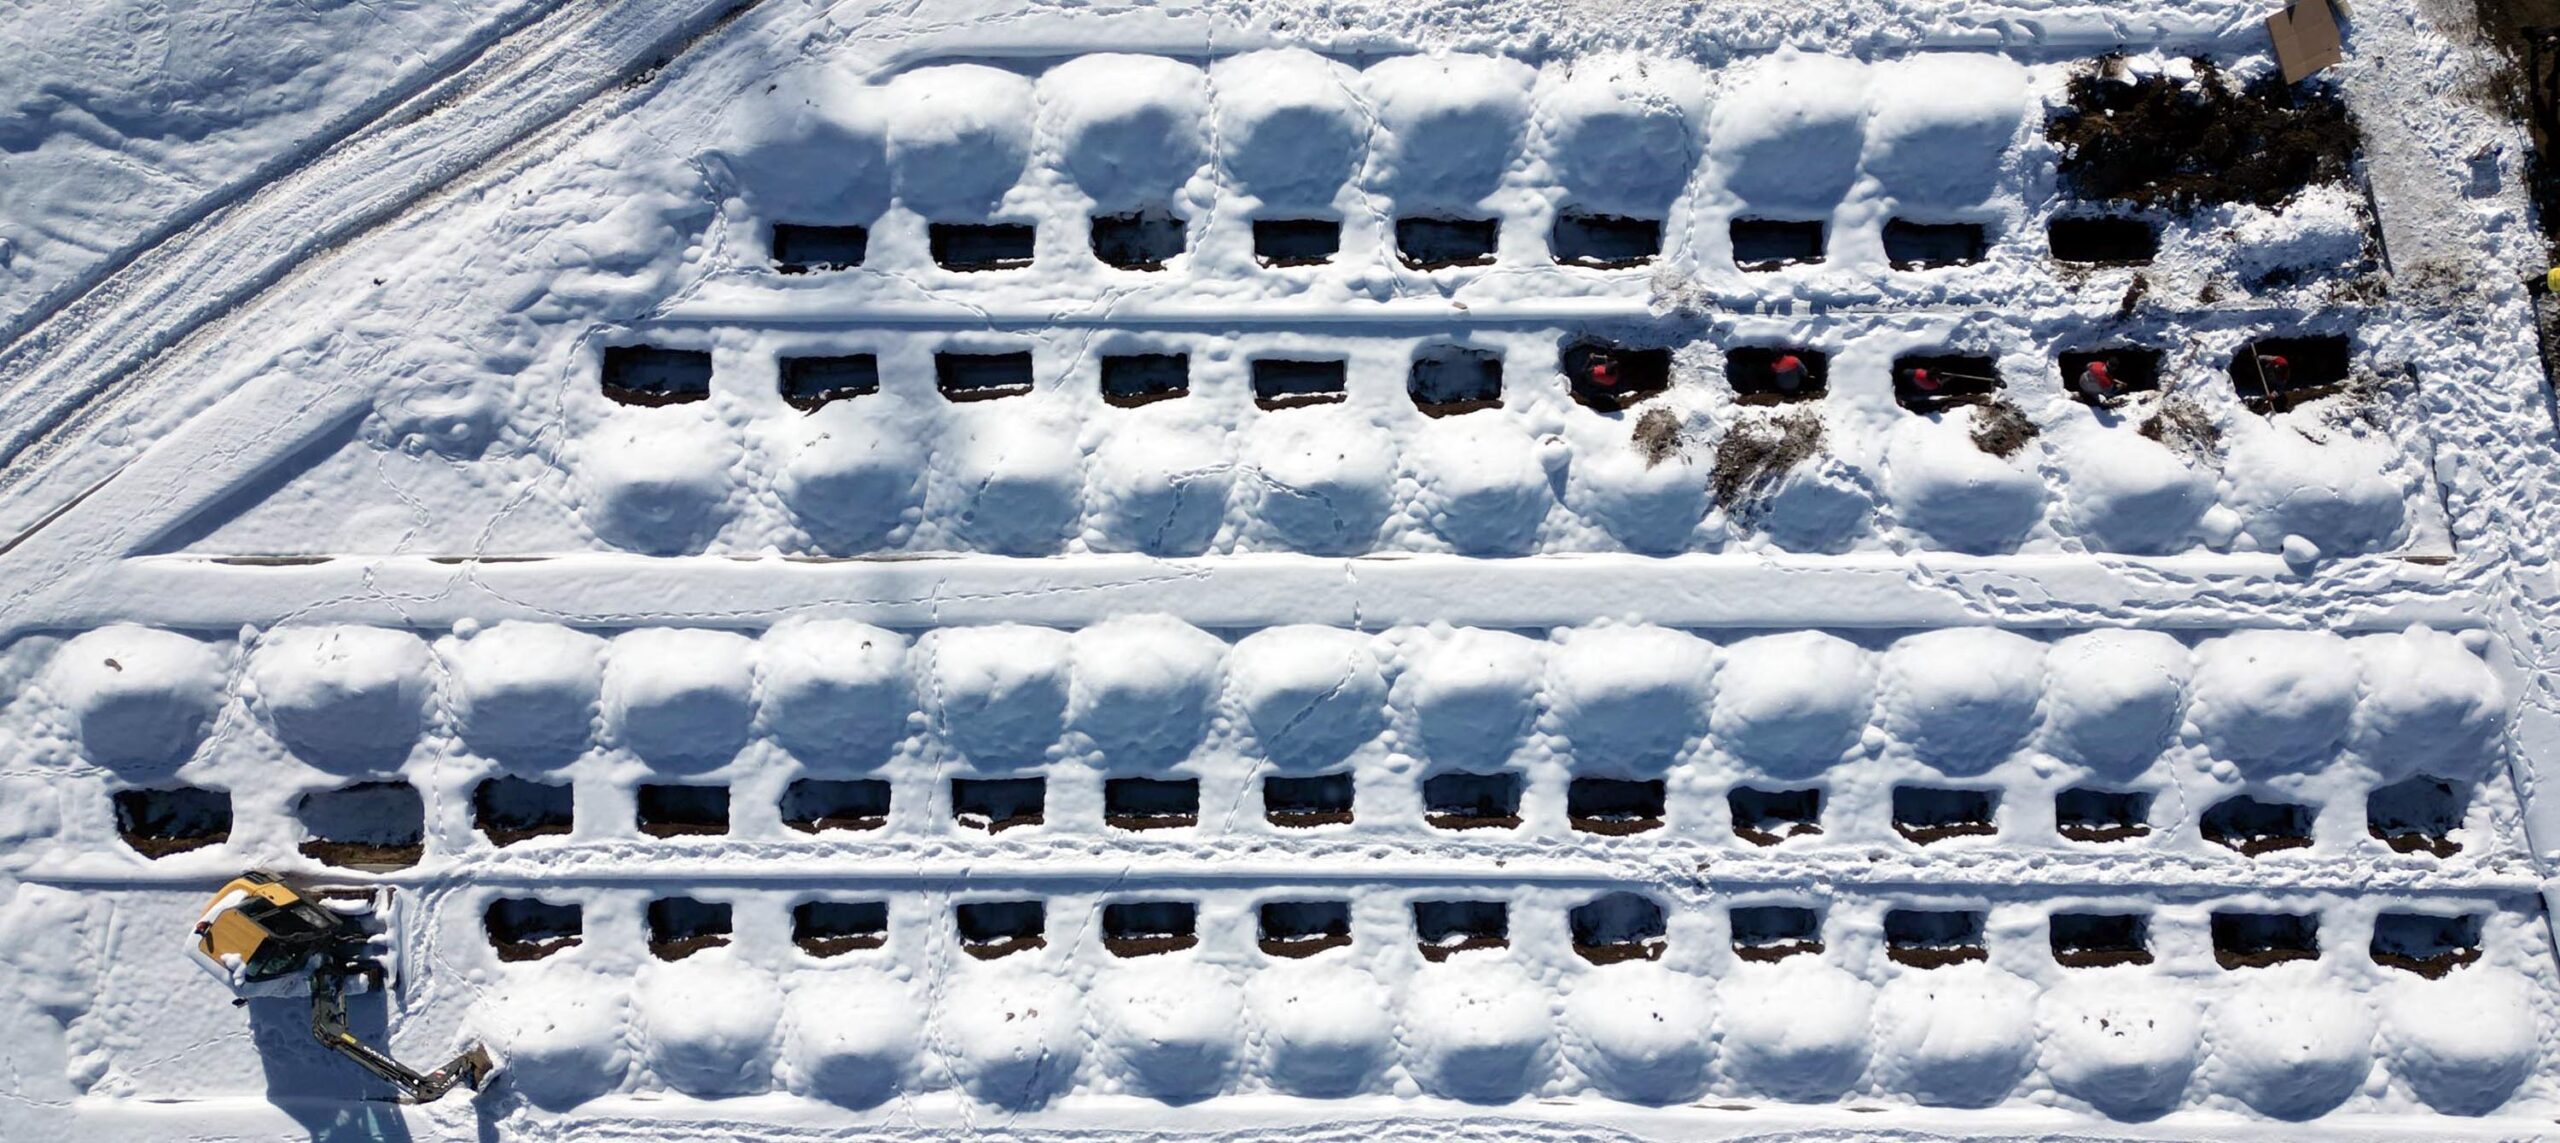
1260 933 1352 957
1259 900 1351 958
1969 399 2039 458
1893 786 1997 844
957 900 1045 959
1883 219 1989 269
1252 358 1348 410
1576 940 1665 965
1554 211 1660 267
782 778 890 834
1731 904 1822 962
1632 407 1686 466
795 900 888 957
1729 786 1823 847
2203 795 2315 855
1711 409 1823 506
114 786 231 857
780 355 879 412
1572 893 1666 965
936 351 1035 402
1731 939 1824 963
2212 910 2319 969
2371 911 2483 979
1396 216 1498 268
1410 346 1504 416
1102 900 1198 957
1092 207 1185 270
1418 935 1508 962
636 784 728 838
2050 912 2153 968
1100 353 1190 408
1569 777 1665 835
2055 787 2151 843
2049 215 2160 265
1887 909 1987 969
1415 899 1507 961
2049 55 2359 211
1254 218 1340 266
299 840 422 869
486 899 582 962
1730 218 1825 270
930 222 1035 271
648 897 732 962
1886 943 1988 969
771 223 868 274
2369 774 2467 857
2116 272 2152 319
2138 391 2223 461
299 782 424 870
475 777 572 847
1265 773 1353 828
1424 770 1522 831
1103 776 1199 832
953 776 1044 833
1104 933 1198 957
600 346 711 407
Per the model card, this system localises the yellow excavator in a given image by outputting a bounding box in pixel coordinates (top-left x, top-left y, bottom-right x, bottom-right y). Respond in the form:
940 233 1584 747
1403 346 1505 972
190 871 496 1102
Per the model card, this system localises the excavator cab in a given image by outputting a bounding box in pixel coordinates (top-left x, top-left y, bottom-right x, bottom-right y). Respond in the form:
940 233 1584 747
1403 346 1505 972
190 871 496 1102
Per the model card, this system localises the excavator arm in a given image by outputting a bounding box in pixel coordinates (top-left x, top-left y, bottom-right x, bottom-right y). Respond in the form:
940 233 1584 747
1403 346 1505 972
308 965 495 1103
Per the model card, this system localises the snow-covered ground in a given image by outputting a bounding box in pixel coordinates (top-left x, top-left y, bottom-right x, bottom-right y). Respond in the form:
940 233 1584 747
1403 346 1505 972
3 0 2559 1140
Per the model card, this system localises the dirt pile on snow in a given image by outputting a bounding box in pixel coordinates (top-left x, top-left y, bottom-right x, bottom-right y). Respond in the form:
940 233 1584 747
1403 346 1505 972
2050 56 2358 210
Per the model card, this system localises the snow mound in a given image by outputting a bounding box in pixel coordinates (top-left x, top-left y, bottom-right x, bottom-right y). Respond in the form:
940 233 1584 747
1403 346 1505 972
445 622 604 767
2190 630 2360 773
2382 969 2538 1115
1041 55 1208 209
1882 415 2045 554
783 969 922 1107
1402 962 1555 1102
2037 973 2200 1118
1708 53 1868 211
2059 428 2214 554
884 65 1033 218
1875 964 2036 1107
604 629 757 769
1752 456 1875 553
1397 627 1545 765
1229 626 1385 767
2222 420 2410 556
717 62 889 220
46 626 225 772
2354 627 2503 780
779 416 924 553
1719 959 1874 1101
1547 625 1714 769
945 413 1081 556
1085 417 1231 555
637 959 779 1097
1569 442 1706 553
1366 54 1534 208
1561 964 1714 1104
760 620 909 768
1860 54 2027 208
1881 628 2045 774
1408 417 1552 554
1213 50 1365 210
2230 185 2369 283
1070 615 1224 768
246 626 430 770
2042 630 2190 774
1713 630 1873 776
1093 961 1242 1101
940 970 1082 1107
576 413 735 555
1539 55 1705 216
926 625 1069 767
473 967 628 1109
1249 962 1394 1096
1241 410 1393 554
2206 971 2375 1119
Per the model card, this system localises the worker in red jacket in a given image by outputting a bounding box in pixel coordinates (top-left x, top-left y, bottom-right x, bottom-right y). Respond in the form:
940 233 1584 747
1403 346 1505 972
1770 352 1809 398
2075 358 2122 407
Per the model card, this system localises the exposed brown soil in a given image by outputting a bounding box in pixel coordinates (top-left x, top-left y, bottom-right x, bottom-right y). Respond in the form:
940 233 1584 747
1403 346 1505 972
1104 812 1198 832
2374 947 2482 979
797 932 887 958
1633 407 1686 466
2212 832 2315 856
1888 945 1989 969
637 821 726 839
1732 822 1824 847
1969 399 2039 458
1570 814 1663 836
124 833 226 858
650 934 730 962
784 814 886 834
1424 813 1522 831
961 935 1047 961
2054 946 2155 969
1259 932 1352 958
481 821 572 847
1418 935 1509 963
2215 946 2319 970
1894 821 1998 845
1416 396 1503 418
1254 391 1348 411
1732 939 1823 963
1711 409 1824 506
300 840 422 870
1104 933 1199 958
2468 2 2560 244
1101 389 1186 409
957 812 1043 834
2139 391 2223 462
1576 940 1666 966
2057 822 2152 844
491 935 581 963
2049 55 2359 211
1266 809 1353 829
2372 826 2462 857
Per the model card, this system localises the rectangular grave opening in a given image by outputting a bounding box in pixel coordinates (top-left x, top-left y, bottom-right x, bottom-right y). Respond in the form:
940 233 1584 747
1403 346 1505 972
2202 795 2315 855
781 778 890 834
1729 786 1823 846
1259 900 1353 958
1892 354 2003 413
1730 904 1824 962
647 897 732 962
1725 347 1829 405
1554 210 1661 267
2051 911 2153 968
1569 777 1666 835
2369 776 2468 857
771 223 869 273
1396 216 1499 268
952 776 1045 833
1571 892 1668 965
298 782 425 870
1414 899 1509 962
1100 353 1190 408
1254 218 1341 267
1730 218 1825 270
2370 911 2482 978
957 899 1046 959
1091 207 1185 270
2056 787 2152 843
1886 908 1989 968
1104 777 1199 831
1884 219 1990 269
601 346 713 407
1102 900 1199 957
114 786 232 858
1424 770 1523 830
1563 341 1673 411
935 351 1035 402
2228 335 2352 413
1409 346 1504 417
929 222 1035 270
2212 910 2320 969
1264 773 1354 828
474 776 572 847
485 899 583 962
2047 216 2159 265
636 784 729 838
1251 358 1348 410
794 900 889 957
779 354 880 412
2058 348 2165 407
1893 786 1998 844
